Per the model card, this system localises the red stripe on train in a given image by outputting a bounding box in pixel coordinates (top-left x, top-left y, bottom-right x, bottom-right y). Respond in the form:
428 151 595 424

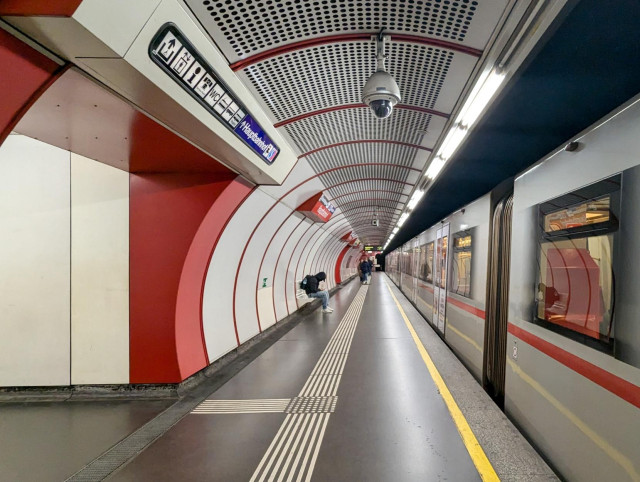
508 323 640 409
446 296 486 319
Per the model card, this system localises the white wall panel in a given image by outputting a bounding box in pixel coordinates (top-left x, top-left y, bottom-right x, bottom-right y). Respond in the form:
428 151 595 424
71 153 129 384
236 198 291 342
276 220 312 320
0 135 71 386
260 160 325 211
203 189 272 360
259 213 303 325
302 228 331 278
288 225 322 310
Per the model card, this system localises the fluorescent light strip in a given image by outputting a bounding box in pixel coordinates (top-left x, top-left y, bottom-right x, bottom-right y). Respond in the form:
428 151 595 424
397 213 409 227
459 71 505 128
407 190 425 210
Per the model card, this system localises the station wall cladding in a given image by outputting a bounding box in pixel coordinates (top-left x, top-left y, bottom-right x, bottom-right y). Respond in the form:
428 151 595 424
0 42 361 388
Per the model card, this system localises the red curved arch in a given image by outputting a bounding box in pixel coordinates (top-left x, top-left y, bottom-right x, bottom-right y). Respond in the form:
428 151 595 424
329 189 408 202
300 140 431 159
274 104 449 128
230 33 482 71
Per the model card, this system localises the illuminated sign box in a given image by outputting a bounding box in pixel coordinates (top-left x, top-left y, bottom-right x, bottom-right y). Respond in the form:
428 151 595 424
363 246 384 251
296 192 335 223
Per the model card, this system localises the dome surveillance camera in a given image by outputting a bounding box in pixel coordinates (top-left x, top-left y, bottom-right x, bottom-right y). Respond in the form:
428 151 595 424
362 31 401 119
363 70 401 119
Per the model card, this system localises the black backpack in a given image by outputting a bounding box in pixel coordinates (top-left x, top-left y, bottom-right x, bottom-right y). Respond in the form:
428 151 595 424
300 275 316 294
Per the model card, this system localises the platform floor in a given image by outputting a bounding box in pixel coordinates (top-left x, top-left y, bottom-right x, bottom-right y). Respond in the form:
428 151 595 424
0 274 557 481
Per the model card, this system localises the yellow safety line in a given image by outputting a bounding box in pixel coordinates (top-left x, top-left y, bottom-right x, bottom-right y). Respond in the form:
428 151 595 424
384 280 500 482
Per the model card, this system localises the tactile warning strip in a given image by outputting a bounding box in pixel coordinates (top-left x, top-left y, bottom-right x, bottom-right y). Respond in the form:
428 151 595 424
192 398 292 414
285 396 338 414
250 285 368 481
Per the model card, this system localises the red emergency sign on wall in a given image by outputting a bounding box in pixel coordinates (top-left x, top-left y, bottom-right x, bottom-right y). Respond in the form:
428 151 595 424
296 192 335 223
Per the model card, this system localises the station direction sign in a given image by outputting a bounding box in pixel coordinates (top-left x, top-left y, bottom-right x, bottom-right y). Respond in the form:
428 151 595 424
149 23 279 164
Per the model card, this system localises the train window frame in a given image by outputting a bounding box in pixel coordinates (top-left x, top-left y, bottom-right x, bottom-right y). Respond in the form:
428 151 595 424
533 174 621 355
417 241 435 284
451 230 472 298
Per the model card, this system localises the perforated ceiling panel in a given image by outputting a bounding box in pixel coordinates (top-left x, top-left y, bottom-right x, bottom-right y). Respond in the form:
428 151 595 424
240 42 454 122
184 0 513 244
185 0 509 63
307 143 420 171
286 109 434 154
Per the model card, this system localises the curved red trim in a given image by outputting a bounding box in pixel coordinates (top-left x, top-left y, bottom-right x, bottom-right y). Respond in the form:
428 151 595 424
338 205 403 215
330 189 409 202
293 225 324 309
255 210 295 330
274 104 449 128
336 197 408 209
175 177 255 377
299 140 431 159
272 218 305 322
335 245 351 284
230 32 482 71
231 165 413 336
507 323 640 409
284 222 316 315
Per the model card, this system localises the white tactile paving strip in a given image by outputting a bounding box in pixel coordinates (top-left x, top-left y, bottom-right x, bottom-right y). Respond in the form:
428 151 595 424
250 285 368 482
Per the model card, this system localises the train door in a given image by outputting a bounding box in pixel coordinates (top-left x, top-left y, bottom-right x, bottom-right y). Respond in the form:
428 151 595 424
432 223 450 334
483 194 513 407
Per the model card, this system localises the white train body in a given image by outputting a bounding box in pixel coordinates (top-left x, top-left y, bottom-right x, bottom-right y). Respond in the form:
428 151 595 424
387 94 640 481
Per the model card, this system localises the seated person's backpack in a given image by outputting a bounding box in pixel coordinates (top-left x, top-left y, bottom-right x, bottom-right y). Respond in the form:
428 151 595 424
300 274 318 294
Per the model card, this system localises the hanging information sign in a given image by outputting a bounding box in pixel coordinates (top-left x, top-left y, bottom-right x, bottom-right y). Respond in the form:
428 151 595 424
149 23 279 165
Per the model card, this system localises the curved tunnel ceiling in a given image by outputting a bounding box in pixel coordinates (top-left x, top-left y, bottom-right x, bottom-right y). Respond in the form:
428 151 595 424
184 0 512 246
392 0 640 251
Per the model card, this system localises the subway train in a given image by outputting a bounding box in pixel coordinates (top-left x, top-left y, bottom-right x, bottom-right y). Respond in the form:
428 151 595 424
386 92 640 480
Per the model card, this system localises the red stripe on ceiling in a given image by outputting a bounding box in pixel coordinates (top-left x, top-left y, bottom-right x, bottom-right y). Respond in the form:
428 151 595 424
299 140 432 159
129 171 236 384
335 245 351 284
0 0 81 15
330 189 409 201
174 177 254 379
0 27 66 146
273 104 449 127
447 296 486 319
507 323 640 409
230 32 482 71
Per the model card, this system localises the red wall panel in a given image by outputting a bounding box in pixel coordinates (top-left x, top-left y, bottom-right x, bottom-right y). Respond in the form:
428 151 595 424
0 0 81 16
130 171 235 383
334 245 351 284
0 28 64 146
175 177 254 380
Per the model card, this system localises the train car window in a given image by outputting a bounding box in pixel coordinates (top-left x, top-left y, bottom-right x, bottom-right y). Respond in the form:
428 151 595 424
452 232 472 297
417 242 434 283
534 174 620 354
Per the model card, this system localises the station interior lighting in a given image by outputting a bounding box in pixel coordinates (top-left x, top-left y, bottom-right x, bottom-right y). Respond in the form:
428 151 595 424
397 212 409 227
407 189 425 210
425 69 506 182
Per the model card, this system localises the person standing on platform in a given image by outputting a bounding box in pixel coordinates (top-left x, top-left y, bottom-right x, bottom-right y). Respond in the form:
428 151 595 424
360 258 372 285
